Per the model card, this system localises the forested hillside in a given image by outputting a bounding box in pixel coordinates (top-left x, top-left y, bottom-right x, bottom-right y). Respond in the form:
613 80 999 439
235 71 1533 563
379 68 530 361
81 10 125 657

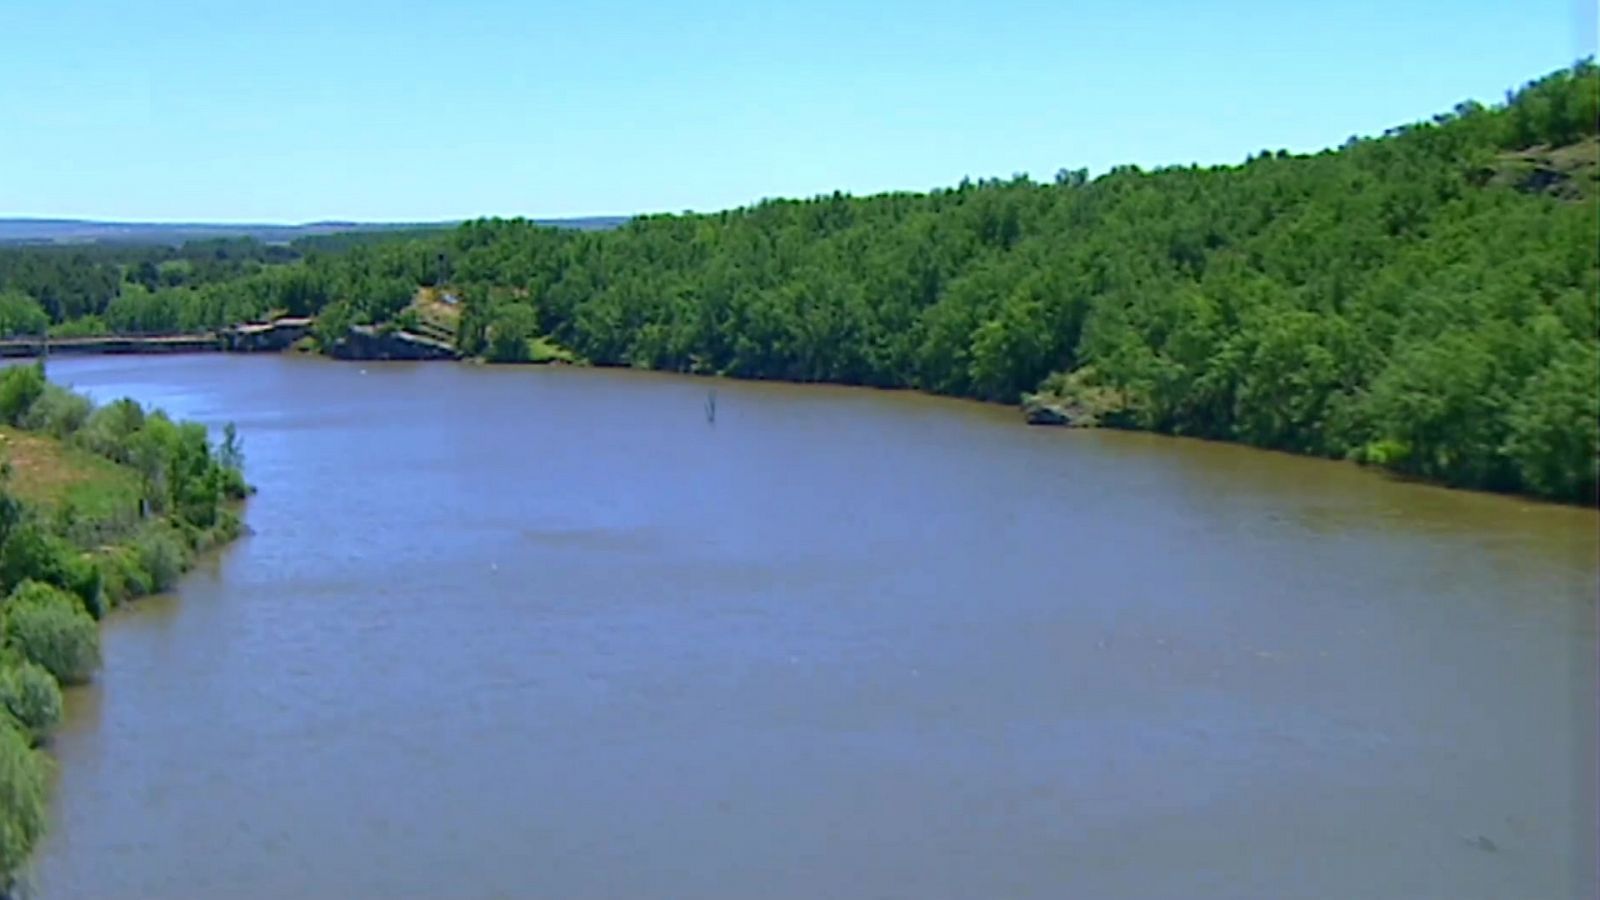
1 62 1595 502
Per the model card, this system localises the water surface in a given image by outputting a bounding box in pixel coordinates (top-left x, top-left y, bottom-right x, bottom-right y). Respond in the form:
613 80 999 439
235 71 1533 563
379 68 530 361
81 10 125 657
28 355 1599 899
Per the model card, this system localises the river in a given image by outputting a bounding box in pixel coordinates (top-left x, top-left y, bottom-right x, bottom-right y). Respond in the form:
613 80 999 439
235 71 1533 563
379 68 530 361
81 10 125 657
23 354 1599 899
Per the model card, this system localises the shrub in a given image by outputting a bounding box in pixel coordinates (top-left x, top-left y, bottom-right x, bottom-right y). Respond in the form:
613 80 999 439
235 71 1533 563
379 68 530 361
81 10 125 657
0 515 107 617
92 546 153 609
0 523 72 596
0 721 48 892
0 364 45 426
20 384 93 439
74 398 146 464
3 581 100 685
1351 438 1411 468
0 660 62 742
63 553 107 620
134 528 188 593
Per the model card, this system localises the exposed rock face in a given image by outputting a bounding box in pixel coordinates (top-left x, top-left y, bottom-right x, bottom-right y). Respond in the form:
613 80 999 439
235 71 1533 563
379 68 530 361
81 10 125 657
1023 400 1072 426
1480 138 1598 202
223 317 313 352
1021 393 1097 427
327 326 459 361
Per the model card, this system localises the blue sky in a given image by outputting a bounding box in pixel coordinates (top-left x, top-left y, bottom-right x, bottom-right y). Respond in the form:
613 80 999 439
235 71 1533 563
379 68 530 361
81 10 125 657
0 0 1593 223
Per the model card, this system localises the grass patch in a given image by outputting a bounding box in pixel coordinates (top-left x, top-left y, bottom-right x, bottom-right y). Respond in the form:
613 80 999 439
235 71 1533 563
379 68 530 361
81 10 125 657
528 335 578 364
0 427 141 528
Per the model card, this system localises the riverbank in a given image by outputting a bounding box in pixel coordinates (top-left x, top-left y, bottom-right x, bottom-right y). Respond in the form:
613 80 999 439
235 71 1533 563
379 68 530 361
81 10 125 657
8 325 1594 507
0 363 248 896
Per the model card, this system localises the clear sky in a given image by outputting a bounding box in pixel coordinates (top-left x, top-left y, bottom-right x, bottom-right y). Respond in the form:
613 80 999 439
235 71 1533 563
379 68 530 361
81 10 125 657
1 0 1593 223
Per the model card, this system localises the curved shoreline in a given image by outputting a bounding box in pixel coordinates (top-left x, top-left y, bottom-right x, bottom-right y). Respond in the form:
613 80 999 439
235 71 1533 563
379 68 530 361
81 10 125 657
8 334 1596 508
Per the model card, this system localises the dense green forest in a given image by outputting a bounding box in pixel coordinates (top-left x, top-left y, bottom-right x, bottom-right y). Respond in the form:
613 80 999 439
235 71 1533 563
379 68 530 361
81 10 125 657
1 62 1595 502
0 364 247 891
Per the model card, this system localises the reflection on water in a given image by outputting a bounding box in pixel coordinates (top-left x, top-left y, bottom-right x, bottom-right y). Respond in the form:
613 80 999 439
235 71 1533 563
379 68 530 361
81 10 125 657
25 355 1599 900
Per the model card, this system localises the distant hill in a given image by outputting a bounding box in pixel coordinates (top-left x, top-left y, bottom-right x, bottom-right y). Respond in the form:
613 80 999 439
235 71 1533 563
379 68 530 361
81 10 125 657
0 216 628 246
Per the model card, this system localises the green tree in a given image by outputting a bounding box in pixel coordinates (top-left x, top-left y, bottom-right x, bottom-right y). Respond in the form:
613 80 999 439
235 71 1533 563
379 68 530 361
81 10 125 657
486 303 540 362
313 300 356 348
1359 333 1514 489
1503 346 1600 501
0 292 48 338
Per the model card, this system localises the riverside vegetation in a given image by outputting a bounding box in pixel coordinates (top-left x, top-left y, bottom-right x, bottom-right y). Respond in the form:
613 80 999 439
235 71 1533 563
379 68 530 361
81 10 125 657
1 63 1596 501
0 363 247 894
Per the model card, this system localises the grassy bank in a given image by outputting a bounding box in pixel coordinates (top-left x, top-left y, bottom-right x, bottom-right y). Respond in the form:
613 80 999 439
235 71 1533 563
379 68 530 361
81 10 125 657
0 362 247 895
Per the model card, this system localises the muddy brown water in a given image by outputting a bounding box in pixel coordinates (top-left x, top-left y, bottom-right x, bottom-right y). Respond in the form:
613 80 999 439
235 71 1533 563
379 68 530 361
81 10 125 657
22 354 1599 899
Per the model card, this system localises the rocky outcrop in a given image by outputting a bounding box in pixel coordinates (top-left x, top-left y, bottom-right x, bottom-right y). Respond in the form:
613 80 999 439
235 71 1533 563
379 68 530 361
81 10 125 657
326 325 459 361
1020 367 1138 429
1022 398 1073 426
1480 137 1598 202
1022 393 1098 427
223 317 313 352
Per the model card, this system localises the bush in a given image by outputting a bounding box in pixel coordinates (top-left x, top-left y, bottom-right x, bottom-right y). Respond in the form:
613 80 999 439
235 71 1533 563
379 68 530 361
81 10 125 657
1351 437 1412 468
134 528 188 593
0 522 72 596
0 721 48 892
0 364 45 426
3 581 100 685
0 513 108 618
529 336 578 364
63 553 107 620
0 660 62 742
74 398 145 464
20 384 93 439
92 546 153 609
